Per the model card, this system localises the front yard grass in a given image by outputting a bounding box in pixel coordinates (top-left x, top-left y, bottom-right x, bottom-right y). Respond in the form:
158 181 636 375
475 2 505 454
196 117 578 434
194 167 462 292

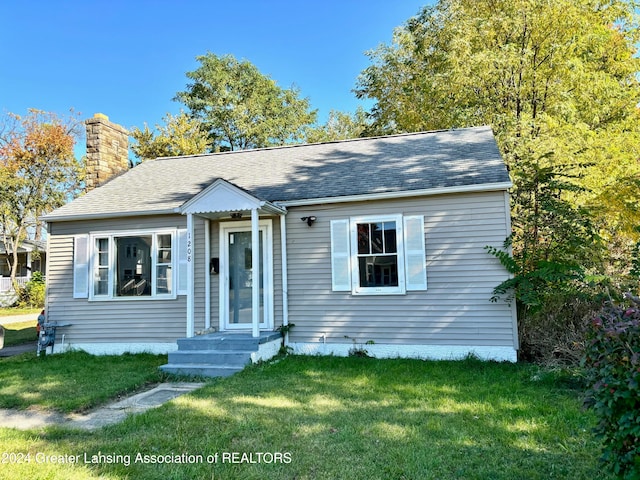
0 354 610 480
0 351 167 412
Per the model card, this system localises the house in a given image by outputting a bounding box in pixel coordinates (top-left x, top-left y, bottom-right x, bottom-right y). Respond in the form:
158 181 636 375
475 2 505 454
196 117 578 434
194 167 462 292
42 114 518 367
0 238 46 304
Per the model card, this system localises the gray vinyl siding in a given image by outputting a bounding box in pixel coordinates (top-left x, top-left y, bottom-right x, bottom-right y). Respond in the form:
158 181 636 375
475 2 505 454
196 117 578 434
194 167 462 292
46 191 511 349
46 214 283 347
286 191 516 347
46 215 190 345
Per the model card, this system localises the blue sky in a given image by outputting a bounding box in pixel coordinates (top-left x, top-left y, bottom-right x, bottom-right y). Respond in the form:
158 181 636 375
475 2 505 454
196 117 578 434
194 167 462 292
0 0 428 150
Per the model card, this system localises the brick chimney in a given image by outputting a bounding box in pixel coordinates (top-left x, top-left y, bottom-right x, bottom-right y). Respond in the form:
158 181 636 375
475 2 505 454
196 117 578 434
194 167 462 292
85 113 129 191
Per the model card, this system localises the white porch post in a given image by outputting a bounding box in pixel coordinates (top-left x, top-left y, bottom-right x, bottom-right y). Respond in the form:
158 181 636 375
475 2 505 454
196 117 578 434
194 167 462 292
204 218 211 330
251 208 260 338
186 213 195 338
26 252 32 279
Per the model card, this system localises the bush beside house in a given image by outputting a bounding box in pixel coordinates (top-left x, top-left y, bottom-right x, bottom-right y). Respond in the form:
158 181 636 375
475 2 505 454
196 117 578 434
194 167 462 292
582 294 640 480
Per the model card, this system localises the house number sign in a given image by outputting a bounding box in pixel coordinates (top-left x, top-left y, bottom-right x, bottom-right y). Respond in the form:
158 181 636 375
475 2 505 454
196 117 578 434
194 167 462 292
187 231 192 264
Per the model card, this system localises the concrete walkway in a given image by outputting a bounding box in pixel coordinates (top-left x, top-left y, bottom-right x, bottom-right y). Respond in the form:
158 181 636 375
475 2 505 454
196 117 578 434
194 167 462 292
0 383 205 431
0 341 37 357
0 314 39 356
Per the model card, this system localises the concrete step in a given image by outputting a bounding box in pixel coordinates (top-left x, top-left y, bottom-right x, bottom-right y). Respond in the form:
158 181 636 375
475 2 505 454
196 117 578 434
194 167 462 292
177 337 261 351
177 331 282 350
160 331 282 378
159 363 244 378
167 350 252 366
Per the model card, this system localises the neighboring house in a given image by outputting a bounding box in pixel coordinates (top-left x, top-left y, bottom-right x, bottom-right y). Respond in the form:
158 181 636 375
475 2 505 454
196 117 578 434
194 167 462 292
0 239 47 292
42 114 518 363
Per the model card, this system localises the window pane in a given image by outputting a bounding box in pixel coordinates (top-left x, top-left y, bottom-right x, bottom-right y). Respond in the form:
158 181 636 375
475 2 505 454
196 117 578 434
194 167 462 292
157 234 172 263
384 221 397 253
358 255 399 287
95 268 109 296
115 236 151 296
157 234 171 249
94 238 109 296
371 223 384 254
357 224 370 254
156 265 172 295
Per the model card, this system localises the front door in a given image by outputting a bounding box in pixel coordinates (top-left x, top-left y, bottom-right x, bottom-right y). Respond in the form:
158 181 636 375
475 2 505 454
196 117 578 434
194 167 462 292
220 220 273 331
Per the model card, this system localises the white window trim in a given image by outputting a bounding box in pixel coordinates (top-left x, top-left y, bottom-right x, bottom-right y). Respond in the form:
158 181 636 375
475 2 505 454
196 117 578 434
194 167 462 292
88 229 178 301
350 214 406 296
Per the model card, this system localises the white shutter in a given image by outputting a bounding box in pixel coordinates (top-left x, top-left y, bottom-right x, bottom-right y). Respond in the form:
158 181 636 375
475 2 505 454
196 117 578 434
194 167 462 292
330 219 351 291
177 229 189 295
404 215 427 291
73 235 89 298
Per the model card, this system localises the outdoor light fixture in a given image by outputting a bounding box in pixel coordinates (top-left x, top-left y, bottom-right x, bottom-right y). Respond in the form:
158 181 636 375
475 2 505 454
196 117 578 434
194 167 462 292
230 212 243 219
301 216 317 226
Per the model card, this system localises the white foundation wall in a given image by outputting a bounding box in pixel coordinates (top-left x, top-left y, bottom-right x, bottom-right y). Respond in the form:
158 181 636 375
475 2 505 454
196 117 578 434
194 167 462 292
289 342 517 362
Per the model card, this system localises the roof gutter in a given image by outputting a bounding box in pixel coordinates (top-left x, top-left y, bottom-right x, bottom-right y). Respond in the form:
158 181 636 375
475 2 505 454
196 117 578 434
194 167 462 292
277 181 513 207
41 182 512 222
41 208 179 223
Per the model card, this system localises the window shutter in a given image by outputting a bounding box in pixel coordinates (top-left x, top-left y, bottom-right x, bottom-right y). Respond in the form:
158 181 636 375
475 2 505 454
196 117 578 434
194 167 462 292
73 235 89 298
330 219 351 291
404 215 427 291
177 229 188 295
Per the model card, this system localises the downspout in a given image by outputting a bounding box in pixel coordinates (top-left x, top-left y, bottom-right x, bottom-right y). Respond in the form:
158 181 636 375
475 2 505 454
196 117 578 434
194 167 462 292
279 214 289 344
204 218 211 330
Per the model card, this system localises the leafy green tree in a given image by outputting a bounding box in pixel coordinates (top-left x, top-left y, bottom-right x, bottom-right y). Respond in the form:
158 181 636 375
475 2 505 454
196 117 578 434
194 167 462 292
130 111 211 161
356 0 640 234
0 109 82 287
356 0 640 273
305 107 371 143
175 53 317 151
356 0 640 360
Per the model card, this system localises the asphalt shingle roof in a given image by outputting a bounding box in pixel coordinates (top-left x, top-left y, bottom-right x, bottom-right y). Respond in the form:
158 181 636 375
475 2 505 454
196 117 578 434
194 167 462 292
44 126 510 221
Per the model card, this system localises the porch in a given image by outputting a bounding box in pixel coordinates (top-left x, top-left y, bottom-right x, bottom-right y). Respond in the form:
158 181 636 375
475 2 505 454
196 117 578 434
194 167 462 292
0 277 30 293
180 179 289 340
159 331 282 377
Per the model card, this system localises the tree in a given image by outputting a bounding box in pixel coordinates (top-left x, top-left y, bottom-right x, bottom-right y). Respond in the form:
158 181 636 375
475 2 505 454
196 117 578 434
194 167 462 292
305 107 371 143
355 0 640 360
356 0 640 272
175 53 317 151
0 109 82 288
130 111 212 161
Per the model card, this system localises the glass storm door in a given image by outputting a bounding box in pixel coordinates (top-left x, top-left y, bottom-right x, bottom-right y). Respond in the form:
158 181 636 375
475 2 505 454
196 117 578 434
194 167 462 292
221 222 272 331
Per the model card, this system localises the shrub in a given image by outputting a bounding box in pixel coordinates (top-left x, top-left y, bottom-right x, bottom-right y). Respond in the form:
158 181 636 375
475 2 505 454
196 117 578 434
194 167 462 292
17 272 45 308
582 293 640 479
519 293 599 365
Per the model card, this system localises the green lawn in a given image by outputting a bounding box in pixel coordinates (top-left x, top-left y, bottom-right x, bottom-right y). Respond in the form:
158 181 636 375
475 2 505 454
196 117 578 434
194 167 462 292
0 351 167 412
0 307 41 317
1 320 38 347
0 354 609 480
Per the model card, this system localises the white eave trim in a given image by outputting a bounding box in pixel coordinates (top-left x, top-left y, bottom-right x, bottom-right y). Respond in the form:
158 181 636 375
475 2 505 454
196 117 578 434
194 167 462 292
278 182 513 207
41 181 508 222
41 209 179 223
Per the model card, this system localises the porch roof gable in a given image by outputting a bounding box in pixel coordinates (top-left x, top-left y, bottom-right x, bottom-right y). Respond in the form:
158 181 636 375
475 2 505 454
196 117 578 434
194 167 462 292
179 179 286 218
